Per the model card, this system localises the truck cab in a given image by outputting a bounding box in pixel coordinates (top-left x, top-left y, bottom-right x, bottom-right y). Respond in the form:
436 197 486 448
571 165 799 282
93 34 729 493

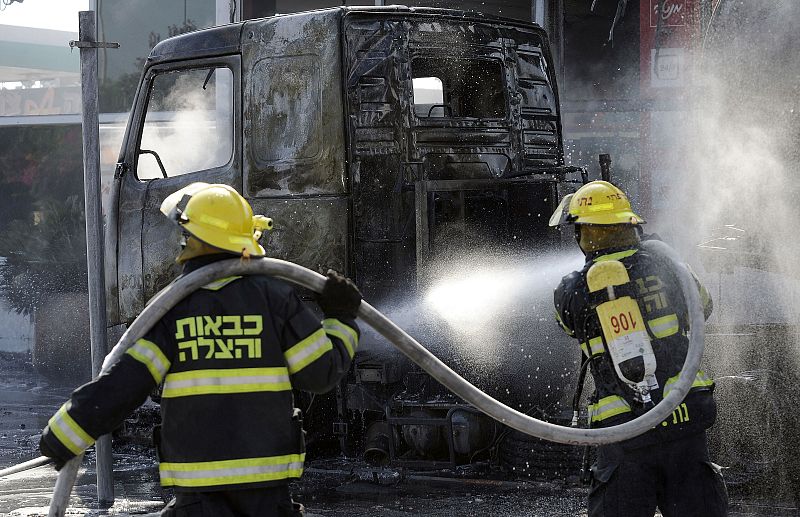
107 6 582 467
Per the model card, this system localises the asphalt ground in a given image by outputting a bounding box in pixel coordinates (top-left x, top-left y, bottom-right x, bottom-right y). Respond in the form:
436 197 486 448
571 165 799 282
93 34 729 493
1 354 798 516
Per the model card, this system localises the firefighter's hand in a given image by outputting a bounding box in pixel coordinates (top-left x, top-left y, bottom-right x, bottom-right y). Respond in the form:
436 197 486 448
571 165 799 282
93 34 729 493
39 430 69 471
317 270 362 319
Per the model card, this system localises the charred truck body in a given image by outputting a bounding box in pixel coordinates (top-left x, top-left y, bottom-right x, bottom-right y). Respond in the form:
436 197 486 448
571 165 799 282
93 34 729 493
107 7 581 469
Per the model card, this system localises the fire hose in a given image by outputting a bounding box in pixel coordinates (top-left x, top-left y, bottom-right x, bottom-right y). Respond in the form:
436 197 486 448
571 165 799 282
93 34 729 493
7 240 703 516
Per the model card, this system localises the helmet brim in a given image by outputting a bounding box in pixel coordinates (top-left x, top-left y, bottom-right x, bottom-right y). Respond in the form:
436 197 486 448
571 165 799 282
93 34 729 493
574 211 646 225
160 182 211 221
548 193 575 227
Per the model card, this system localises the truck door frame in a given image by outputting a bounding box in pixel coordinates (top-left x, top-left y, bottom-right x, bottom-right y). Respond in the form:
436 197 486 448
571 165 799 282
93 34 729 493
113 54 242 323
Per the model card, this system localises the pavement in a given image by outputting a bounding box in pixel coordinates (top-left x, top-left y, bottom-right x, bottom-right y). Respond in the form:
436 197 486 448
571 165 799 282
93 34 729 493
1 353 798 516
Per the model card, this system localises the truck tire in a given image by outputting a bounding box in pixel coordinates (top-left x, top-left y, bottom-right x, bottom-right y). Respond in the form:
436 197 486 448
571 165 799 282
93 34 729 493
498 420 584 482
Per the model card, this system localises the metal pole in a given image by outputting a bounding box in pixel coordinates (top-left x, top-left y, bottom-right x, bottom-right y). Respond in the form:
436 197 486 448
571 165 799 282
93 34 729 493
550 0 565 88
77 9 114 507
215 0 239 25
599 153 612 183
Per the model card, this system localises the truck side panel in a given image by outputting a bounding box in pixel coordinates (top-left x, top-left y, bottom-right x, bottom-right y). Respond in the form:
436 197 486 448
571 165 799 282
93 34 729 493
241 11 349 274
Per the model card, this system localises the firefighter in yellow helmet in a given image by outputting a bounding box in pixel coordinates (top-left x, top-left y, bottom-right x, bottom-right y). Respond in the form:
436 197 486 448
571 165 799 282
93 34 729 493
40 183 361 516
551 181 727 516
160 182 274 263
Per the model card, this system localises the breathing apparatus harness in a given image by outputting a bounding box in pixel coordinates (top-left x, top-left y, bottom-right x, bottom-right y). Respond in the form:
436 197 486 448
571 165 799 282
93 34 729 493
587 259 659 405
570 247 663 484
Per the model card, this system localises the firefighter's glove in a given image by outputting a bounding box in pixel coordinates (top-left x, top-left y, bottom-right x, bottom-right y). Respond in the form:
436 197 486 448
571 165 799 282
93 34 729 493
39 431 69 471
317 269 362 320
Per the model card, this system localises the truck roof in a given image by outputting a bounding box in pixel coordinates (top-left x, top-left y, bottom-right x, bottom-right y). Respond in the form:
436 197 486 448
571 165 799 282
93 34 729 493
147 5 545 65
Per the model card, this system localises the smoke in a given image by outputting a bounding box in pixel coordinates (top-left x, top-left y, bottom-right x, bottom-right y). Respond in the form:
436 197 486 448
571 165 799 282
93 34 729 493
646 0 800 497
137 67 233 180
651 0 800 327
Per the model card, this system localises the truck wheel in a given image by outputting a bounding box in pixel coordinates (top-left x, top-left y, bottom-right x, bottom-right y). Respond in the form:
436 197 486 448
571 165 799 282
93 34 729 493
497 413 584 482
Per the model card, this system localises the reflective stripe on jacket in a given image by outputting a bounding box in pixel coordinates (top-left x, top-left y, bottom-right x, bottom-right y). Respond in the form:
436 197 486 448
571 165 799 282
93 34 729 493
159 453 305 488
588 395 631 424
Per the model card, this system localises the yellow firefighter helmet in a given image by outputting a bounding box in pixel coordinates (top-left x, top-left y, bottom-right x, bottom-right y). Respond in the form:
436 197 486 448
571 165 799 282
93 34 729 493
160 182 273 258
550 181 645 226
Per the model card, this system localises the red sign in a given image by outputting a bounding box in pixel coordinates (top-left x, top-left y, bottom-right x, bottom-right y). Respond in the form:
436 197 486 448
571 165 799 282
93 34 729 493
637 0 701 216
640 0 700 97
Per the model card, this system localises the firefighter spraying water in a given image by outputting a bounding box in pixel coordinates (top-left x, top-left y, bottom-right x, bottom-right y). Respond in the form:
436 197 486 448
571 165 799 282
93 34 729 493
551 181 726 516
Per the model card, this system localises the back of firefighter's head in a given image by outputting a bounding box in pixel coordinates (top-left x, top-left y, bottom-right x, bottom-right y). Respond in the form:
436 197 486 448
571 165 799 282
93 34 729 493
550 180 645 254
160 182 273 263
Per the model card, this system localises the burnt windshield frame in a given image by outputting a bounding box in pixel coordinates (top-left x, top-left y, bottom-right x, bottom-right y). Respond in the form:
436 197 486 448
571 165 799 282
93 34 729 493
132 57 240 182
410 55 508 122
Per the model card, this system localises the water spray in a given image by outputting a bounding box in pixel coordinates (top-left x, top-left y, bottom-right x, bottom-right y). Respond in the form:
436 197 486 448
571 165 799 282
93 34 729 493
21 239 701 515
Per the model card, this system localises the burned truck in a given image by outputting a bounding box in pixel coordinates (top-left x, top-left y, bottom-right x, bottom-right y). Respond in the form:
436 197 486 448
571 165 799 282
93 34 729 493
105 6 584 470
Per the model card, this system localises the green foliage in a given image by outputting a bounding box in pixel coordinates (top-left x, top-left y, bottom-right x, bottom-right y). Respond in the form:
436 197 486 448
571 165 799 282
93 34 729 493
0 125 84 203
0 125 87 316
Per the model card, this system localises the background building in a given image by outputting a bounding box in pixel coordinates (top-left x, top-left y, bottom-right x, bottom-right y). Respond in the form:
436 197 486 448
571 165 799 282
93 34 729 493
0 0 736 353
